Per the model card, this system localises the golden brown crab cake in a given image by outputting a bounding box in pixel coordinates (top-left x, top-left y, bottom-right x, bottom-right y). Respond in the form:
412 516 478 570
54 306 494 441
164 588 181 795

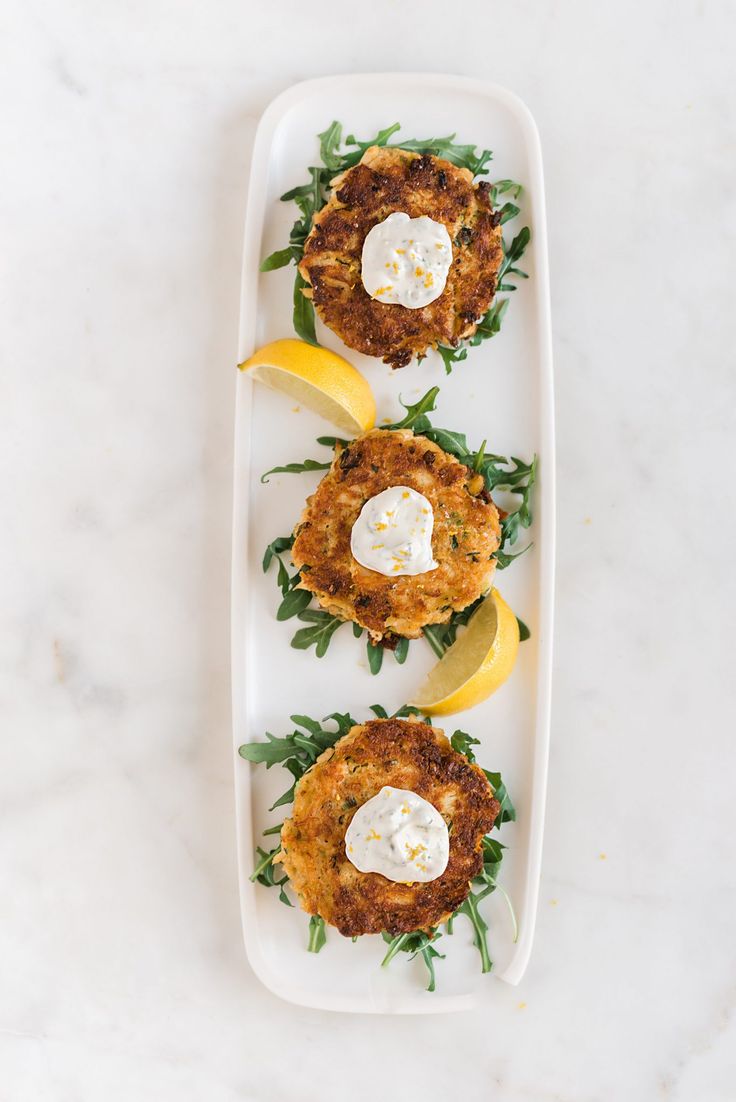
298 146 504 368
290 428 501 642
277 717 500 936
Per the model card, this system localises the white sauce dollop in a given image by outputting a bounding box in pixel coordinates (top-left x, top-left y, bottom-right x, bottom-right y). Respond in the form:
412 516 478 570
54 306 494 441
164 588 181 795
345 786 450 883
350 485 438 576
361 211 453 309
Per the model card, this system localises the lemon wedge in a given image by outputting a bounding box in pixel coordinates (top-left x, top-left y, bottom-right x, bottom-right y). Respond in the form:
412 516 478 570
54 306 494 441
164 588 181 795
238 339 376 435
412 590 521 716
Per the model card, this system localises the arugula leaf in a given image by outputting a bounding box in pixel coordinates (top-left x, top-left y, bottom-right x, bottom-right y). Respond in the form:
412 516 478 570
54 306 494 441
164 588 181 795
383 386 440 431
293 271 318 345
341 122 402 167
291 609 345 657
448 805 517 971
478 836 506 884
469 297 510 346
261 458 331 483
239 735 303 767
437 345 468 374
498 227 531 284
456 891 493 973
261 432 335 483
421 424 471 457
240 713 349 794
320 711 360 737
499 456 537 547
263 534 294 573
269 758 303 811
263 536 350 661
490 179 523 202
498 202 520 225
418 941 444 992
480 453 536 492
422 597 482 657
366 638 383 675
276 586 312 622
493 546 529 570
381 929 445 992
422 623 450 660
450 729 481 761
251 844 291 907
317 120 343 171
316 434 348 448
362 633 411 672
259 246 301 272
308 915 327 953
289 713 323 736
483 770 517 826
392 704 428 721
250 844 281 882
467 832 518 944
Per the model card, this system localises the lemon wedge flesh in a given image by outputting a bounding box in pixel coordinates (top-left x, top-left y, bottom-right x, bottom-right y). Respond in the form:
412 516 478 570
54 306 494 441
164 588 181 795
238 339 376 435
412 590 521 716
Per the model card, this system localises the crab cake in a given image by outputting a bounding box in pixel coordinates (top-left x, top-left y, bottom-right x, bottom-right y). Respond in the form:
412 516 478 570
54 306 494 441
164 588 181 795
277 717 500 936
290 428 501 642
298 146 504 368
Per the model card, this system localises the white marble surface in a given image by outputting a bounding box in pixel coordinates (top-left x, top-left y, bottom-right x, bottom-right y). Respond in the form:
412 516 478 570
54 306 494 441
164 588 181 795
2 0 735 1097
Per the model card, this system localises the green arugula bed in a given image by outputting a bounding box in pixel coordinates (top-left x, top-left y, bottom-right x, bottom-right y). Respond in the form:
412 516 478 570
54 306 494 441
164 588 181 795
239 705 516 991
261 386 536 672
260 122 530 373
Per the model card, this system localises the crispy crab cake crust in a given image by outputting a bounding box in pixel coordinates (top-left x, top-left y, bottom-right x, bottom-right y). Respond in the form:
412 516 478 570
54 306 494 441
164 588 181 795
277 718 500 936
298 146 504 368
290 428 501 641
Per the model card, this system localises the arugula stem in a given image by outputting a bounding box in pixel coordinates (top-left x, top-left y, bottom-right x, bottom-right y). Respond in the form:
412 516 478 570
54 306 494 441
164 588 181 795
383 386 440 432
460 893 493 973
381 932 411 967
422 625 448 659
420 946 437 993
249 846 280 883
308 915 327 953
491 880 519 943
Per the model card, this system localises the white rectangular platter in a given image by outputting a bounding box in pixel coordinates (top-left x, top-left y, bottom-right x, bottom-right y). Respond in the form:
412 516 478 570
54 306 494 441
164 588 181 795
232 73 554 1013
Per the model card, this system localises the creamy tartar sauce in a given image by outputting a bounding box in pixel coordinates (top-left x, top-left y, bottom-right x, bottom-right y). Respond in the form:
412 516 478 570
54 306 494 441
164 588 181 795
344 786 450 883
350 485 438 576
361 211 453 309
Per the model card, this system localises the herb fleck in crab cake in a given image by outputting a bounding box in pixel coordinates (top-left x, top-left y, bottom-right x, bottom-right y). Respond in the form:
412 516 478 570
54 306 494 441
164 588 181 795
277 716 500 936
298 147 504 369
291 427 501 642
